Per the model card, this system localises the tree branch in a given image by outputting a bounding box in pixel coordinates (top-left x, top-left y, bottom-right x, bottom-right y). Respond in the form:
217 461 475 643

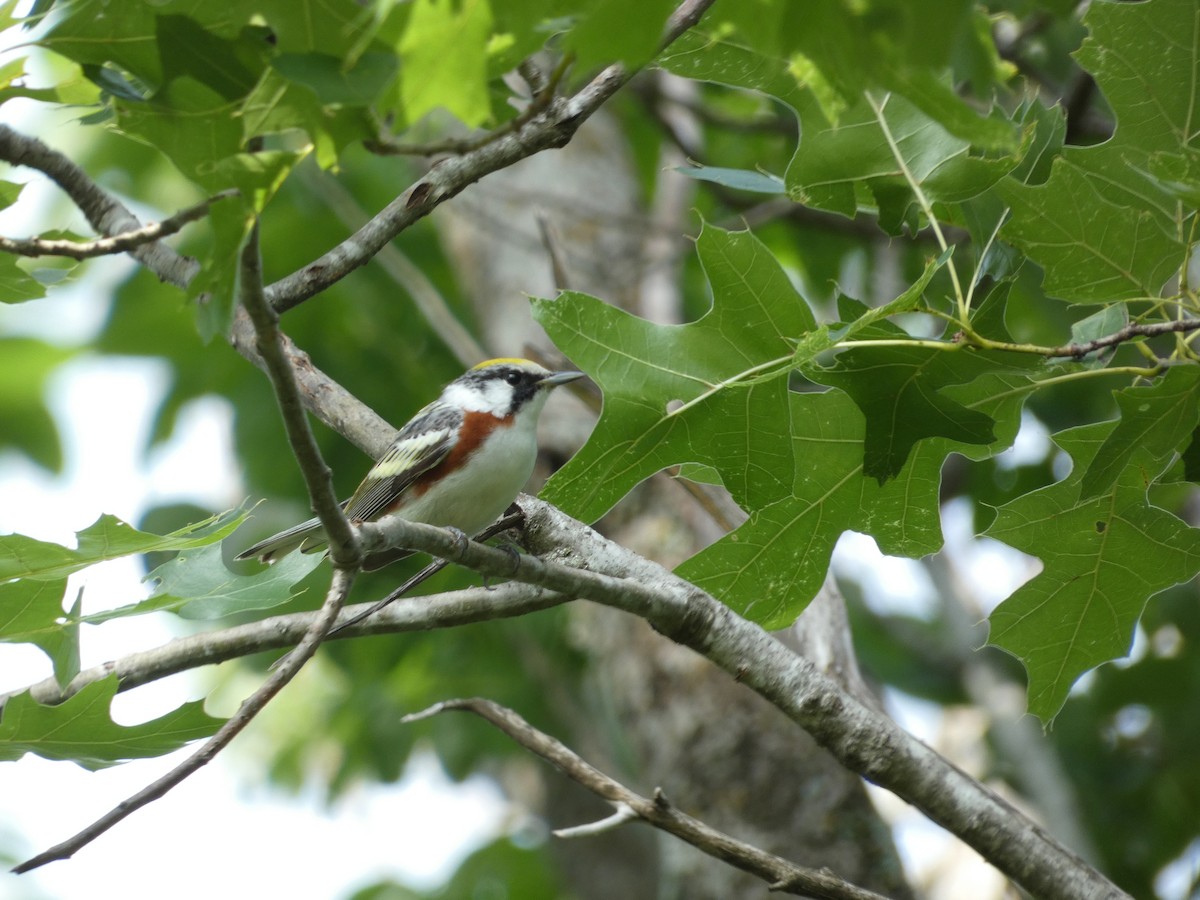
261 0 718 314
4 493 1128 896
350 497 1126 900
0 582 568 713
1051 318 1200 358
405 697 891 900
0 124 199 286
14 224 362 874
0 190 238 260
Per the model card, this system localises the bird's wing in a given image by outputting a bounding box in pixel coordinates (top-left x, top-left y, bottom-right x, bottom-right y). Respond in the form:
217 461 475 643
343 401 461 522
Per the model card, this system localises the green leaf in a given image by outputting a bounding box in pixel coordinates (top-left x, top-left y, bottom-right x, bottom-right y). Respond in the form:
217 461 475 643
787 92 1028 229
271 51 397 106
679 368 1031 628
987 422 1200 722
254 0 366 55
997 0 1196 303
83 542 323 624
567 0 678 76
40 0 162 88
676 389 943 628
996 159 1182 303
657 29 808 112
395 0 494 127
0 254 48 304
0 511 245 582
1078 367 1200 501
156 14 266 101
1074 0 1197 159
0 337 69 470
534 223 815 522
675 165 786 194
806 341 994 482
0 578 74 683
0 676 224 769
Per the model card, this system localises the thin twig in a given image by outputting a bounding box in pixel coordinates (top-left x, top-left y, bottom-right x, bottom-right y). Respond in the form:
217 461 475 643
263 0 718 313
534 211 572 292
0 582 569 714
964 317 1200 358
403 698 891 900
14 221 358 874
1051 318 1200 358
0 189 238 259
0 124 198 286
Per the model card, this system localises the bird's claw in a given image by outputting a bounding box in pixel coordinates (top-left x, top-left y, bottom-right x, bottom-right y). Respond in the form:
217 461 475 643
446 526 470 559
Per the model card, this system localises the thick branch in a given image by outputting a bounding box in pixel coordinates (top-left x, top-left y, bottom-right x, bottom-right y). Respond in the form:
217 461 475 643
350 499 1125 900
406 698 890 900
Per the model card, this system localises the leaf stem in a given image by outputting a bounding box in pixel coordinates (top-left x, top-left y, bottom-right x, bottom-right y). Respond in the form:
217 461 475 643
665 354 793 419
978 365 1164 406
834 338 961 352
865 92 967 320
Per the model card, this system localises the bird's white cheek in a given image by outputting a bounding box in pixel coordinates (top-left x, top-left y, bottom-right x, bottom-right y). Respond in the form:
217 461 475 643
443 380 514 415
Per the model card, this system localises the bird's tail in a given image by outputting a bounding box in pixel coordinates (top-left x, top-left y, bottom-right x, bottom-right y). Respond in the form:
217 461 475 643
235 516 328 564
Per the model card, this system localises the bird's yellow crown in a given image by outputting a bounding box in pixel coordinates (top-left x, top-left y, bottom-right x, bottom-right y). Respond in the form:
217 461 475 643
471 357 537 370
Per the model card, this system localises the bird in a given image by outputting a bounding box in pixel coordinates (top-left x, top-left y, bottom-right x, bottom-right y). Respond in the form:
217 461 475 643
236 358 584 570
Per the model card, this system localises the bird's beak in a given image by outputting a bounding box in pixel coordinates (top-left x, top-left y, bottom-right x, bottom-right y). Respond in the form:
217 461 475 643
539 370 586 388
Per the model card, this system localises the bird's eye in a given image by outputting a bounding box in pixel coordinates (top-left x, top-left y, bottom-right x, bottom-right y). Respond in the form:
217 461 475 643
505 371 522 386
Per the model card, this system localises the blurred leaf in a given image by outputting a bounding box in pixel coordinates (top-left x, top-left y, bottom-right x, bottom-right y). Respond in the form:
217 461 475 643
1052 589 1200 898
0 337 68 469
567 0 677 76
394 0 494 127
271 52 397 106
0 676 223 769
0 511 244 582
82 542 323 623
676 165 785 194
0 255 48 304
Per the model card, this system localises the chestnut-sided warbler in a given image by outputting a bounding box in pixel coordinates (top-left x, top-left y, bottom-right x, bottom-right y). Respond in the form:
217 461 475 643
237 358 584 569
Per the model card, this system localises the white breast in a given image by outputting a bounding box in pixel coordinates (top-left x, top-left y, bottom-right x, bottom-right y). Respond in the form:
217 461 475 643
392 409 542 535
